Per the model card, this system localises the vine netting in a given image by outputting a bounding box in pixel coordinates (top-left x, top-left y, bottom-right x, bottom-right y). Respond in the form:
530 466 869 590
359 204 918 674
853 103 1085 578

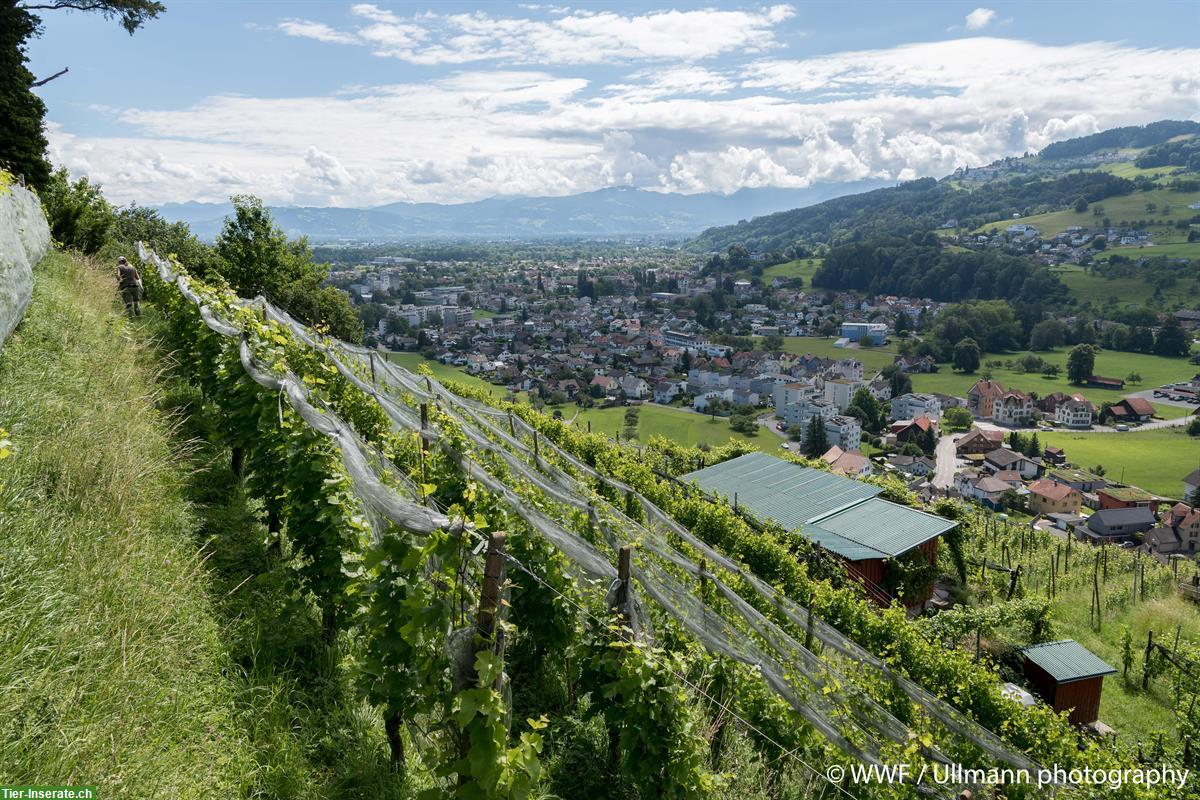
135 242 1178 800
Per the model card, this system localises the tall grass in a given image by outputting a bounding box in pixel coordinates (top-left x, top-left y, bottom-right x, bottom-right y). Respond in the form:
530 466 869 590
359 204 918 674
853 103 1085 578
0 253 251 795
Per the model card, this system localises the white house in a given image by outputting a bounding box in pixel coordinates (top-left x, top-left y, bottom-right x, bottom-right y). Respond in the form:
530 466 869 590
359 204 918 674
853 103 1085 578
890 392 942 422
772 381 816 414
781 397 836 429
823 378 867 412
1054 396 1094 429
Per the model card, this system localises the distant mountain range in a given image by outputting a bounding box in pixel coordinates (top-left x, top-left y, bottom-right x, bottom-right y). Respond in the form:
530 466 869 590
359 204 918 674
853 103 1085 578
153 182 888 241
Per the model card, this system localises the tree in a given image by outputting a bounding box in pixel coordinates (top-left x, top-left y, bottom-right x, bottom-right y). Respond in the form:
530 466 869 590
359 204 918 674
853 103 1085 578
1074 196 1089 213
884 366 912 398
1 1 165 189
845 388 884 434
1028 319 1067 351
38 166 112 253
1066 344 1097 385
801 415 829 457
1025 432 1041 458
942 406 973 431
1153 316 1190 357
952 337 981 373
215 195 362 342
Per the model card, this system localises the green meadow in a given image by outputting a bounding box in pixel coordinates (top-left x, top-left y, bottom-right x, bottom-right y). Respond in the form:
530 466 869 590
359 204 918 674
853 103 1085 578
1037 426 1199 499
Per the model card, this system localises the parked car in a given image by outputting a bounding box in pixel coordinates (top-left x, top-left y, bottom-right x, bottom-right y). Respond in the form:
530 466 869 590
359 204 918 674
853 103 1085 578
780 442 790 449
1115 424 1130 431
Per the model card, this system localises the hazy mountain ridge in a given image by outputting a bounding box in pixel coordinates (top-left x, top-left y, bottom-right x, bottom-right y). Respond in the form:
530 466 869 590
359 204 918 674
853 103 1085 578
155 182 888 241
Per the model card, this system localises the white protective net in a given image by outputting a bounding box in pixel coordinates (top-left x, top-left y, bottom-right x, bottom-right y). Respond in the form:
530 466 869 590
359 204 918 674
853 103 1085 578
140 242 1066 798
0 181 51 349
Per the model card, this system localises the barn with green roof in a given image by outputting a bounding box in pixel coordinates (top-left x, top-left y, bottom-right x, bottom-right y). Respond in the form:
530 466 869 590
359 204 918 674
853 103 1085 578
682 452 957 606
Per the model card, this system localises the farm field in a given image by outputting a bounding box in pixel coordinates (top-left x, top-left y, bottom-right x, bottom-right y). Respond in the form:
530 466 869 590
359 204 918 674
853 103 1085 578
780 336 901 371
1052 263 1200 309
381 352 782 453
1096 241 1200 261
762 257 823 284
550 403 782 453
975 185 1200 237
383 351 507 398
778 337 1197 410
1093 160 1189 182
1037 426 1199 498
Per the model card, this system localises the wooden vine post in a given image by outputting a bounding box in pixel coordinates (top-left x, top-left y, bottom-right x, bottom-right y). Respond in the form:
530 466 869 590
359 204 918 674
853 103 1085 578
607 544 634 773
476 531 509 687
1143 629 1155 690
456 532 510 790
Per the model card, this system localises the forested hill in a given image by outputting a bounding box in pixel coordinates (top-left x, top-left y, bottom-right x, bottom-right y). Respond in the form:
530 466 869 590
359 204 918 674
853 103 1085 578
690 170 1132 253
812 233 1069 304
1038 119 1200 159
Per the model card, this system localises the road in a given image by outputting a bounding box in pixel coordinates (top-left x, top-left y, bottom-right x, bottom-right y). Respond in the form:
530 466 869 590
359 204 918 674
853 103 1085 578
972 413 1194 435
932 434 959 489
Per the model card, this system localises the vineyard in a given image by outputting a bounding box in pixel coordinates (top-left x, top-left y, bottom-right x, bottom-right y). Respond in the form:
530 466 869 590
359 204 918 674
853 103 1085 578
133 241 1197 800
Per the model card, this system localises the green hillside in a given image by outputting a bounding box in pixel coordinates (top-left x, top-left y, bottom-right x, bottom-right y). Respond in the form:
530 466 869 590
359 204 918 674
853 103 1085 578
975 185 1200 237
0 254 252 796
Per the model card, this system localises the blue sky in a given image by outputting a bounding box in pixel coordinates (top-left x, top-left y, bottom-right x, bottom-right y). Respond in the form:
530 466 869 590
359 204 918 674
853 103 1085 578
25 1 1200 207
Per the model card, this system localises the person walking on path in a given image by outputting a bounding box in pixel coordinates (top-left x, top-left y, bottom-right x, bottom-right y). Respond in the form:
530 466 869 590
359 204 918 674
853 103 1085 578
116 256 143 318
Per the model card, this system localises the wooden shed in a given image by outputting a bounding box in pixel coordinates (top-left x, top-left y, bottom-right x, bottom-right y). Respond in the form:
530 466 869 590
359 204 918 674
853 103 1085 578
1020 640 1116 725
682 452 957 608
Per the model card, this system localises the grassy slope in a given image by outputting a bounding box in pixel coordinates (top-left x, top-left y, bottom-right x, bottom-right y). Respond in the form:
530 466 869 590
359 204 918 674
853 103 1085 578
0 253 251 795
1037 427 1200 499
0 253 420 799
975 185 1200 238
1052 264 1200 310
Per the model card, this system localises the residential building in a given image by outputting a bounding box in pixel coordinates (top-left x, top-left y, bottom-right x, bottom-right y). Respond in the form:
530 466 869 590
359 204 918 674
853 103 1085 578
984 448 1041 480
1186 469 1200 500
824 378 866 412
890 392 941 421
822 446 871 477
1157 503 1200 554
967 380 1005 419
1097 486 1155 511
1107 396 1154 423
1027 479 1082 516
773 381 815 413
955 427 1005 456
1082 507 1157 543
994 390 1035 426
1053 395 1094 429
1047 467 1108 494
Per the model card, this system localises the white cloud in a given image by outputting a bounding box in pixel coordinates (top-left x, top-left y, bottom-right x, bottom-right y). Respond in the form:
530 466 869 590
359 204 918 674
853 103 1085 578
965 8 996 30
48 36 1200 206
278 5 794 65
278 19 359 45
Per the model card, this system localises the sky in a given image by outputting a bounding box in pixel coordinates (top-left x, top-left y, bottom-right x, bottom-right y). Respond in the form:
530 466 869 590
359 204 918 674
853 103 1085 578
25 1 1200 208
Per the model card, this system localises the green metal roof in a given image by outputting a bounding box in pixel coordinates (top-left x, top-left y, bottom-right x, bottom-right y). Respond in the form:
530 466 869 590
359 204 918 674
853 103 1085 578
682 453 955 561
683 452 881 529
1021 640 1117 683
812 497 957 559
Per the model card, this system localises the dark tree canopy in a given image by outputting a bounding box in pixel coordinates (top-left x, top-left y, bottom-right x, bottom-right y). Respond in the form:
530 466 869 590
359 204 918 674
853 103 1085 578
0 0 165 187
811 235 1068 306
